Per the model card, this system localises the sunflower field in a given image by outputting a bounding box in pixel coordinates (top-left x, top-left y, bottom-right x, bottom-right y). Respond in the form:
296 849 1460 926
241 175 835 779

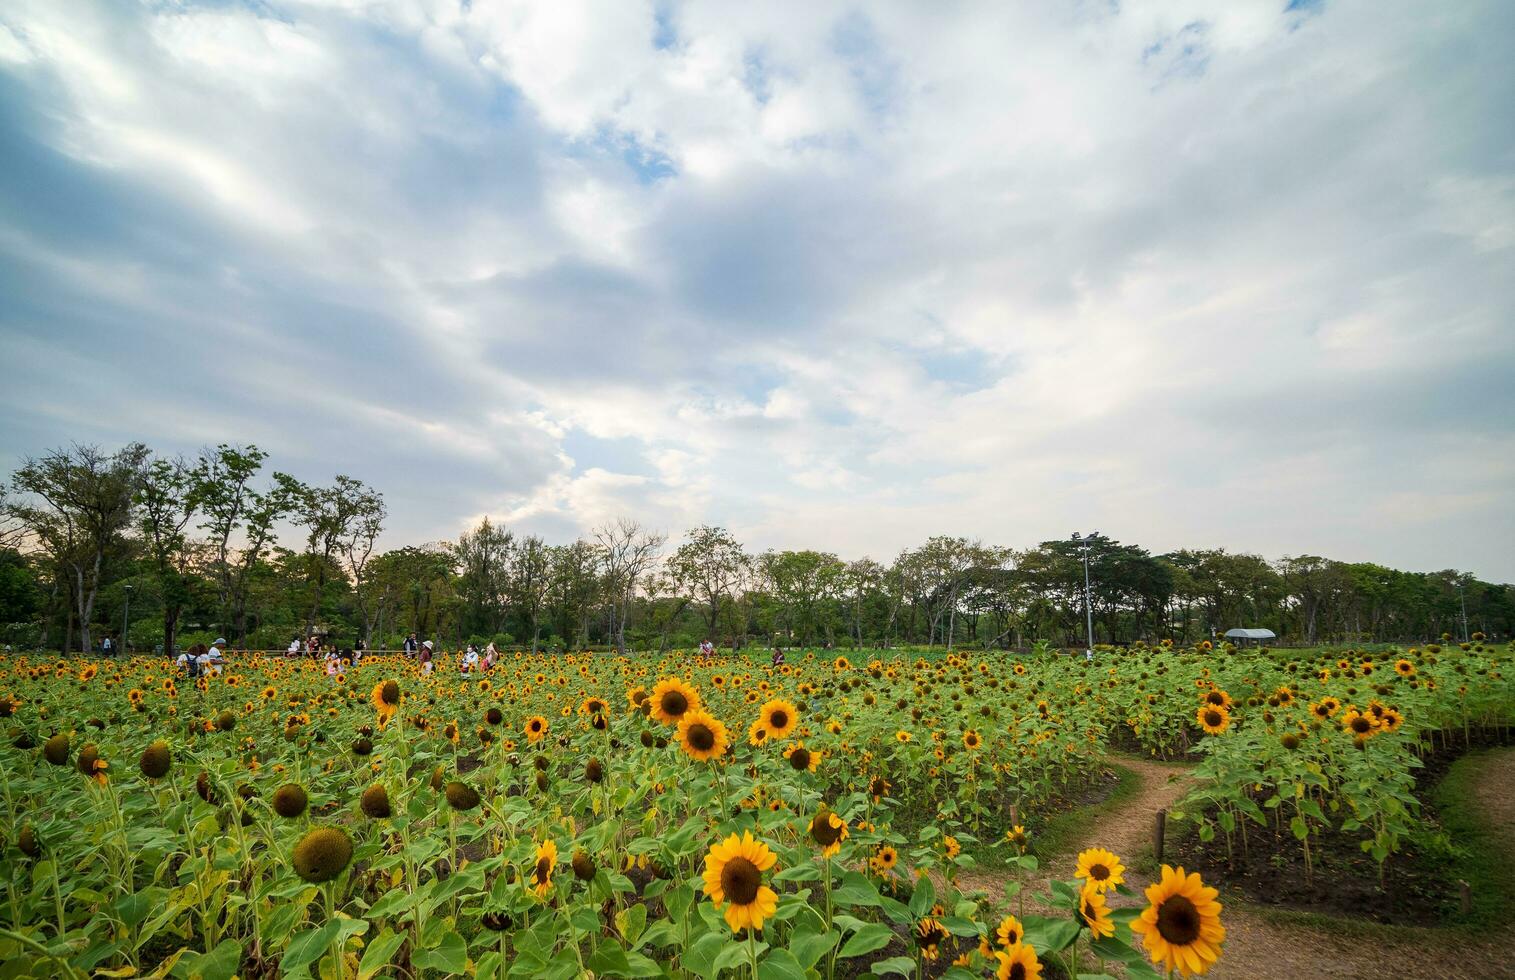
0 640 1508 980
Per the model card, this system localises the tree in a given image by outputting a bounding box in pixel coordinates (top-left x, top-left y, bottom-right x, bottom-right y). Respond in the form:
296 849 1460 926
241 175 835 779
10 443 147 653
279 474 384 642
510 535 551 652
668 526 749 647
454 517 513 638
368 545 456 642
136 454 201 655
546 540 600 648
758 550 846 645
193 445 291 645
593 518 664 654
338 484 387 644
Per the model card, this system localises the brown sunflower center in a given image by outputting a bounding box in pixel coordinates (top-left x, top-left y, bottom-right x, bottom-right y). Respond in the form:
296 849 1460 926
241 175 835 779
687 723 716 752
1089 863 1110 881
1351 716 1372 733
810 813 841 846
380 681 399 705
1007 964 1026 980
1203 710 1224 727
1155 895 1201 945
789 748 811 770
661 691 689 716
769 709 790 729
534 857 552 885
720 856 761 905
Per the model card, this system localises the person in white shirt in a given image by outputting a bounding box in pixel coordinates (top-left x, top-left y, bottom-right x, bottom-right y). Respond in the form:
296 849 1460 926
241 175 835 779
102 636 113 657
287 637 301 658
461 644 480 673
197 638 227 676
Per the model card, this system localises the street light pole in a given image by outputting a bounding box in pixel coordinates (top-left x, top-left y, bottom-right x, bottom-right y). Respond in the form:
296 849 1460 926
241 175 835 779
1072 533 1096 657
122 585 133 656
1457 580 1469 643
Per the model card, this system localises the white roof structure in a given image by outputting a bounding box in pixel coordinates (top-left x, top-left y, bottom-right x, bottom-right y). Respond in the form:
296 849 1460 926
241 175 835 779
1224 628 1276 640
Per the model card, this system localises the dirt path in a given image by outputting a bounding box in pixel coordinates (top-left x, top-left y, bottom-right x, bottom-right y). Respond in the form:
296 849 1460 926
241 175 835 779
960 749 1515 979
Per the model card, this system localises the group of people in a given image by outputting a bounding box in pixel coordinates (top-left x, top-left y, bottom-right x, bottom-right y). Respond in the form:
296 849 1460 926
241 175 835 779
175 638 227 677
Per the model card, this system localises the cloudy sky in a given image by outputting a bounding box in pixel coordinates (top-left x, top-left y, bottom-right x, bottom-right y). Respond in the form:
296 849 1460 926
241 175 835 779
1 0 1511 579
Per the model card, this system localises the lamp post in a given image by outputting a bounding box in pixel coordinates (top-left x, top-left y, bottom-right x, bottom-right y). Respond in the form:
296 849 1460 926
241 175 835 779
122 585 133 656
1071 532 1096 657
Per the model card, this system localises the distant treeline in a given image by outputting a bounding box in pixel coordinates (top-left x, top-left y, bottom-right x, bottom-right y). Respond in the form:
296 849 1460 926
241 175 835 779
1 443 1508 654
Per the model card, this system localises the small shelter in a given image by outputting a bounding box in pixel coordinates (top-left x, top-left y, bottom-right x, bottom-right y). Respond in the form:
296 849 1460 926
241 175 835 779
1223 627 1276 646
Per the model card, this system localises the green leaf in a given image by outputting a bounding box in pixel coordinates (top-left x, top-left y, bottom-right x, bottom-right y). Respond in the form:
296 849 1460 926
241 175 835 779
757 949 807 980
280 924 337 976
412 929 467 975
839 923 893 958
615 903 648 947
789 928 838 969
714 938 766 973
357 928 406 980
1022 914 1080 954
682 932 726 980
908 875 936 917
833 871 883 907
178 939 241 980
869 957 916 977
774 864 822 882
1290 816 1309 841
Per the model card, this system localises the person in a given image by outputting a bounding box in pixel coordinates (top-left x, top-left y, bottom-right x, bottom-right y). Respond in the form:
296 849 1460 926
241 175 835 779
771 646 786 668
699 639 714 657
176 645 195 675
287 636 301 658
199 638 227 676
326 648 341 677
102 636 113 657
420 640 434 674
482 642 497 671
403 632 419 657
461 643 480 673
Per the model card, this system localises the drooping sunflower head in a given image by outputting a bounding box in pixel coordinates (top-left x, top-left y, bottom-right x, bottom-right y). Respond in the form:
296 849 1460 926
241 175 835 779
139 739 172 779
1130 865 1225 978
42 732 70 766
271 782 309 818
360 783 392 818
651 678 700 726
1075 847 1126 893
677 709 729 762
76 743 108 783
756 699 799 741
445 781 481 811
701 831 779 933
571 849 596 882
292 826 354 883
914 918 950 959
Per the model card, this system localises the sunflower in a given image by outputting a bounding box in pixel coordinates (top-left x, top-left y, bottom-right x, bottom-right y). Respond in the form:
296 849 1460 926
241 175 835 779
1004 825 1029 853
677 709 729 762
651 678 700 726
371 679 401 727
1202 688 1232 709
701 831 779 933
963 729 982 751
1074 847 1126 893
1130 865 1225 977
1079 882 1115 938
1342 709 1378 738
755 699 799 741
524 715 550 742
783 741 821 772
808 808 848 858
139 740 171 779
995 942 1043 980
581 696 610 718
1395 659 1416 677
1195 705 1230 735
529 839 558 899
915 918 950 960
995 913 1024 948
870 843 899 873
292 827 353 883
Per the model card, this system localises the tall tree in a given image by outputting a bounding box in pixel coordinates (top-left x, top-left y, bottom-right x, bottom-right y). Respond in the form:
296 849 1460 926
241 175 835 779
279 474 384 642
668 525 749 646
454 517 513 637
510 535 551 652
593 518 664 654
10 443 147 653
193 445 291 645
136 454 200 655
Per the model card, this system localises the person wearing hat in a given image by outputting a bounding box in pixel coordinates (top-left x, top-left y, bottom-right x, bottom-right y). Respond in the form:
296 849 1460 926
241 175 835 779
420 640 434 674
197 638 227 676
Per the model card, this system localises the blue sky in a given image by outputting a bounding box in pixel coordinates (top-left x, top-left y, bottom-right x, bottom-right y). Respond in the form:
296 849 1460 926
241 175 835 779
0 0 1512 579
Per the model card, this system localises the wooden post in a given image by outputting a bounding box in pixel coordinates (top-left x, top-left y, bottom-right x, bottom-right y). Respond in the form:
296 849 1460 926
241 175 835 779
1009 804 1019 829
1459 879 1472 916
1154 808 1167 865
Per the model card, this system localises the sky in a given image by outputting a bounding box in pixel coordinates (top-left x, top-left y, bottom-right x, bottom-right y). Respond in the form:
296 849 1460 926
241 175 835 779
0 0 1512 581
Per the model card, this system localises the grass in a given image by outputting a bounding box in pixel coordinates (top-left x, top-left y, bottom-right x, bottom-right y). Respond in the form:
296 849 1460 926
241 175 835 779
1431 747 1515 932
1031 762 1143 859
